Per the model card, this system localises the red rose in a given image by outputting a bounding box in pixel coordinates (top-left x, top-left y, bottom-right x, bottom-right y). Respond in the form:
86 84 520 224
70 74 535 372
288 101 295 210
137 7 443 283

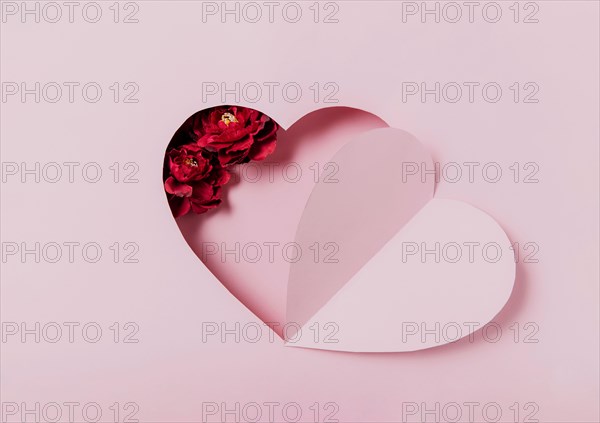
164 144 230 217
167 143 212 183
193 106 279 166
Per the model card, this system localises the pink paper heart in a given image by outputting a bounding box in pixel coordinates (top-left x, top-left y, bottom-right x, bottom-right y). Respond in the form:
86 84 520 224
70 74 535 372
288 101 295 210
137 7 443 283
287 128 515 352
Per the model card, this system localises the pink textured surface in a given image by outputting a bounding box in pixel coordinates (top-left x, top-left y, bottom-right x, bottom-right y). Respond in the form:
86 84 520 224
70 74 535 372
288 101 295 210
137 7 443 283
1 1 598 421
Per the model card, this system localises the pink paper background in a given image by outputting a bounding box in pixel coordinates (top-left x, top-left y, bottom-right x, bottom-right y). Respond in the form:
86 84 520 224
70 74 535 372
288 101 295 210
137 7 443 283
2 1 599 422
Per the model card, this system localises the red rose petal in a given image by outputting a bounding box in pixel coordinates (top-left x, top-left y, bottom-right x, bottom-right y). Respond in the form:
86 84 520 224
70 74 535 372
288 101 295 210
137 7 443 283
169 195 191 217
248 138 277 161
165 177 193 197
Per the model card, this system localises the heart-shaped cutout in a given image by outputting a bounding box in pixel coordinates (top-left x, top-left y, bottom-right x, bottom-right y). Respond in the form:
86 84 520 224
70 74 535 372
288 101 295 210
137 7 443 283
166 107 516 351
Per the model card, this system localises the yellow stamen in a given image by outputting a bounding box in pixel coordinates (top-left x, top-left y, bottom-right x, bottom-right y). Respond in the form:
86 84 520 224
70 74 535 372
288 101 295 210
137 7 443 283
221 112 238 126
184 157 198 167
